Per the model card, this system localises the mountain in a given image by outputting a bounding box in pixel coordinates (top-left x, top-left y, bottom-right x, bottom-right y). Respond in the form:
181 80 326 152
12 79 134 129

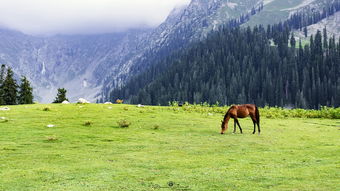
0 28 149 102
107 0 340 108
246 0 340 38
101 0 264 100
0 0 263 103
0 0 339 103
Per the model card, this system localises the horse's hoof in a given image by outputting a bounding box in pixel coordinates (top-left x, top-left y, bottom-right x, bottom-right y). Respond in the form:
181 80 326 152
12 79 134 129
220 133 224 135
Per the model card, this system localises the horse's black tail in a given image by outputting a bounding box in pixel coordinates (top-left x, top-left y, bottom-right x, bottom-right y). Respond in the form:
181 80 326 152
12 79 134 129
255 106 260 124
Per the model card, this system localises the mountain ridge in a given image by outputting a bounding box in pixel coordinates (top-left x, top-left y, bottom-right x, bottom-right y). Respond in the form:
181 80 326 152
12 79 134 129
0 0 338 103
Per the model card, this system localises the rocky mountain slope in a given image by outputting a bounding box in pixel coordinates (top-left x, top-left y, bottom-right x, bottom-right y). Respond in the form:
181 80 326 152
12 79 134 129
0 28 148 102
0 0 263 102
0 0 338 103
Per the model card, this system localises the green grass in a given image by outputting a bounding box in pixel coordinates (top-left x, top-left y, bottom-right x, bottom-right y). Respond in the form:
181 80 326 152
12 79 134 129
245 0 305 27
0 104 339 190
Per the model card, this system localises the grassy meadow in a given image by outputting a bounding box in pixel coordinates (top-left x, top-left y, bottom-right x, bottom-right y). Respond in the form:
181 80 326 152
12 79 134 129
0 104 339 190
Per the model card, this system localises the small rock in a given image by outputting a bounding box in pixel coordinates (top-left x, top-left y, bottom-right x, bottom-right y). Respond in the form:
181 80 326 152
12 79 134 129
0 117 6 120
137 104 145 108
0 107 10 111
78 98 90 104
62 100 70 104
208 113 213 116
47 124 55 128
104 102 113 104
108 107 112 109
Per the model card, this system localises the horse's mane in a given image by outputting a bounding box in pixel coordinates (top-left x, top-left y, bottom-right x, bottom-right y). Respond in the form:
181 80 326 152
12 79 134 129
223 106 234 121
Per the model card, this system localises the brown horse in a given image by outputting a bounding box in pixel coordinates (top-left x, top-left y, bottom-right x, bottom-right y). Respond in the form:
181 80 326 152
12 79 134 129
220 104 260 134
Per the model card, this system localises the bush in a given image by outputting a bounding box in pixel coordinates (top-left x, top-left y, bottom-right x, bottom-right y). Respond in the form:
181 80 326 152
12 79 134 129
42 107 51 111
166 103 340 119
117 119 131 128
83 121 92 126
116 99 124 104
45 136 58 142
153 125 160 130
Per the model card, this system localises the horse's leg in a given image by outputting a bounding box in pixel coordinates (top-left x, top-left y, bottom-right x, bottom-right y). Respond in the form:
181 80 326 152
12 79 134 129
235 118 242 134
251 118 256 134
233 119 237 133
257 121 261 135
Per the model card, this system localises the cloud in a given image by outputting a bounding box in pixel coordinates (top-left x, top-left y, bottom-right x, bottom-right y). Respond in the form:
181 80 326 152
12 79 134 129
0 0 190 35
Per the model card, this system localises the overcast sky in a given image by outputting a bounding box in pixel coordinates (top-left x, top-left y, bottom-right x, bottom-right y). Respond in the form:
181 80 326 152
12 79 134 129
0 0 190 35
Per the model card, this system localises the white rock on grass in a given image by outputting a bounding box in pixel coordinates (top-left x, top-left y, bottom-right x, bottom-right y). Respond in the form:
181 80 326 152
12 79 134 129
0 117 6 120
78 98 90 104
104 102 113 104
0 107 10 111
108 107 113 109
62 100 70 104
137 104 145 108
47 124 55 128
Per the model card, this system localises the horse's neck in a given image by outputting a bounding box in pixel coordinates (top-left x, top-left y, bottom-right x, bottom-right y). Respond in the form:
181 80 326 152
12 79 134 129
224 114 231 123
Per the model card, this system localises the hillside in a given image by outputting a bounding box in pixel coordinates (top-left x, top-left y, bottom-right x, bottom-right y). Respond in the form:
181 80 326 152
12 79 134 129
107 0 340 108
0 0 262 103
0 0 339 104
0 104 339 190
108 25 340 108
0 28 145 102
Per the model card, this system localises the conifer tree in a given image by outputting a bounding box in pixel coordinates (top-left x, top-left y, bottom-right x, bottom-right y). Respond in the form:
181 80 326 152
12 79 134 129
0 64 6 105
18 76 34 104
53 88 68 103
2 67 18 105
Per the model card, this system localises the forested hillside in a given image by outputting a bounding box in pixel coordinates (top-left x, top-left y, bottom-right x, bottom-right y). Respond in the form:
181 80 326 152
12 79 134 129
109 17 340 109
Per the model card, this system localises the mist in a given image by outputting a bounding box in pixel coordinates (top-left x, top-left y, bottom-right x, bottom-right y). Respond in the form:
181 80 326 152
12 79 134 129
0 0 190 35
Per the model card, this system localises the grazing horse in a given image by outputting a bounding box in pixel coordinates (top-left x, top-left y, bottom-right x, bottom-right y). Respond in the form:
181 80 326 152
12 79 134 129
220 104 260 134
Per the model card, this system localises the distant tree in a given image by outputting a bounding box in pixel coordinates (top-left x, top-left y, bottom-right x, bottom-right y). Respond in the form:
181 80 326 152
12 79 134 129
2 67 18 105
53 88 68 103
0 64 6 105
18 76 34 104
290 33 296 48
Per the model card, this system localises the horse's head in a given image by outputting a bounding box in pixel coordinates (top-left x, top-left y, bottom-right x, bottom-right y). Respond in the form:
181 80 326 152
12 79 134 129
220 120 227 134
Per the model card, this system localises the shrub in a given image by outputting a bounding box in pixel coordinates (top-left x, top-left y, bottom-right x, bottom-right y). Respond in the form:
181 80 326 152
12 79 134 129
0 118 9 123
165 103 340 119
46 136 58 142
153 125 160 130
42 107 51 111
116 99 124 104
83 121 92 126
117 119 131 128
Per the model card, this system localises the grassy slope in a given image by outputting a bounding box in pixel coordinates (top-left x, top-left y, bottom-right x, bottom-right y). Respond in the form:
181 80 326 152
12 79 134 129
245 0 305 27
0 104 339 190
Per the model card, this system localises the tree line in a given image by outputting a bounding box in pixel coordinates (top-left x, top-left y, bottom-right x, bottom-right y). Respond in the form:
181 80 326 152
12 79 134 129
108 23 340 108
287 0 340 36
99 1 266 101
0 64 34 105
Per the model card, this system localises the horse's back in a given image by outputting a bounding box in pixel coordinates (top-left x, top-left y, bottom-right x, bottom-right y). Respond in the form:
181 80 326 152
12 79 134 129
244 104 256 111
233 104 257 118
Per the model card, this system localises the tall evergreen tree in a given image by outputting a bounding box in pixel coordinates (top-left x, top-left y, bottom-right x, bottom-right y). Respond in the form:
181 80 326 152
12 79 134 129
18 76 34 104
2 67 18 105
53 88 68 103
0 64 6 105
